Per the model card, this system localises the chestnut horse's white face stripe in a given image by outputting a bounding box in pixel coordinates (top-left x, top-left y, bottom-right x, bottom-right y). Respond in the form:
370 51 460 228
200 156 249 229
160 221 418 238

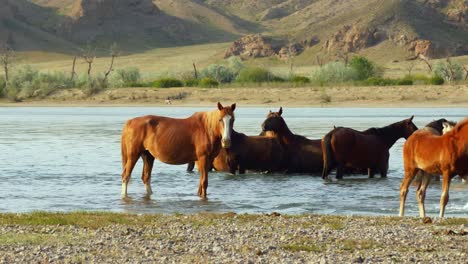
221 115 232 148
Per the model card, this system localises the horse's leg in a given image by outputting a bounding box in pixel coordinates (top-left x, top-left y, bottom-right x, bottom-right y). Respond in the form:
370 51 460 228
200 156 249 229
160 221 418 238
416 173 431 218
186 162 195 172
399 167 417 217
439 172 451 218
379 162 389 178
141 151 155 197
368 168 375 178
336 166 344 179
121 150 140 197
196 156 210 199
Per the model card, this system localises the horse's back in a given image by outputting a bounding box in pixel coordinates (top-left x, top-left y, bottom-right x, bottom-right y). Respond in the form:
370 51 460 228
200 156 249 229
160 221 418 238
331 127 388 166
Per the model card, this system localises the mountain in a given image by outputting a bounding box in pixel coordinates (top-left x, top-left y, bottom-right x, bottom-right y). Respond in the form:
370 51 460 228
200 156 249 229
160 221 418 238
0 0 466 59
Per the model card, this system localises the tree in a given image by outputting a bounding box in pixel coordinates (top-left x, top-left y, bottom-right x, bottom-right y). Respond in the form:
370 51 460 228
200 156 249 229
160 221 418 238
81 44 96 77
418 54 432 73
405 60 416 77
70 55 77 81
0 44 14 83
349 56 376 80
104 43 119 82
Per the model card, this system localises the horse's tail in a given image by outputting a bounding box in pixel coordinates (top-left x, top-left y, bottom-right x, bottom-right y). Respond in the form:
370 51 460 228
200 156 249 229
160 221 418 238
321 130 336 179
121 123 129 169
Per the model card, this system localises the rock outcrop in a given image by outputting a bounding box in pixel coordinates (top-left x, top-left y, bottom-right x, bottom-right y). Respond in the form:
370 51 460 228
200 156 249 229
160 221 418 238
224 34 277 59
324 25 383 53
225 34 318 59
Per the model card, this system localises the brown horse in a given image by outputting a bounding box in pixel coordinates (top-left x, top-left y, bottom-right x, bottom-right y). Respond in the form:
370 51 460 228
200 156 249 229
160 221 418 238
261 107 323 173
120 102 236 199
187 130 285 174
399 118 468 218
322 116 418 179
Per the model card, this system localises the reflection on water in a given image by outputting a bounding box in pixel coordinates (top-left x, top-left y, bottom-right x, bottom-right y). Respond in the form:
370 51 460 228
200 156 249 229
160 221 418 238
0 107 466 217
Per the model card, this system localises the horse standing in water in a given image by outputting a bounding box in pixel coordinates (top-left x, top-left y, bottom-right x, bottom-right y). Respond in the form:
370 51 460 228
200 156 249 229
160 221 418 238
120 102 236 199
261 107 323 173
322 116 418 179
400 118 468 218
186 130 285 174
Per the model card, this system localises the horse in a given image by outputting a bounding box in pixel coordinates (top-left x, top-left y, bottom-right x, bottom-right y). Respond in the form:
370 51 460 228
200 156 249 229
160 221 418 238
399 118 468 218
261 107 323 173
322 116 418 180
186 130 285 174
120 102 236 199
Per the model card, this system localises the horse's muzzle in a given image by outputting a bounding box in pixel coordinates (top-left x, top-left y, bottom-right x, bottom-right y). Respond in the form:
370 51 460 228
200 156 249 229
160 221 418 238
221 140 231 148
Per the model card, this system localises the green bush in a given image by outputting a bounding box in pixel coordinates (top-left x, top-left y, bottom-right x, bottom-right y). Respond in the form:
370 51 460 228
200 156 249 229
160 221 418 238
83 75 108 96
236 67 277 83
290 75 310 84
184 78 199 87
152 78 184 88
200 64 234 83
429 75 444 85
396 78 413 85
112 67 141 87
227 56 245 75
349 56 378 80
199 77 219 88
311 62 358 85
361 77 396 86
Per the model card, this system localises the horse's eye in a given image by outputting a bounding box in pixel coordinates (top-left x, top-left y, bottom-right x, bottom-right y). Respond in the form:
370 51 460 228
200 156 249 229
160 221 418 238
219 119 222 122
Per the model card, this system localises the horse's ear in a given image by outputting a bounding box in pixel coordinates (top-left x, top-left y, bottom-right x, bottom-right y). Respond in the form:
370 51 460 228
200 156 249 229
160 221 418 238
217 102 224 111
278 107 283 116
408 115 414 122
231 103 236 111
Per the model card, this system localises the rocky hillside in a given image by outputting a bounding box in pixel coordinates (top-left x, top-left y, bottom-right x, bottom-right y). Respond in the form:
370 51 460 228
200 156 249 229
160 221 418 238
0 0 467 59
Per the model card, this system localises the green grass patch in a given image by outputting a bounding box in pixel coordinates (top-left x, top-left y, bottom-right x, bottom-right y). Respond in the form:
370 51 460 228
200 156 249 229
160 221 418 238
282 243 324 253
151 78 184 88
340 239 377 251
0 232 87 246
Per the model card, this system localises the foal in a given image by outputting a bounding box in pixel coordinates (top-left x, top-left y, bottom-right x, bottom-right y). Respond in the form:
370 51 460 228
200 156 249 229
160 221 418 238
400 118 468 218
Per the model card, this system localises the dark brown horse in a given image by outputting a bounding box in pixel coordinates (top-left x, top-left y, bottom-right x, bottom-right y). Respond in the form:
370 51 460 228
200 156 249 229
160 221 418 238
261 107 323 173
400 118 468 218
187 130 285 174
121 102 236 199
322 116 418 179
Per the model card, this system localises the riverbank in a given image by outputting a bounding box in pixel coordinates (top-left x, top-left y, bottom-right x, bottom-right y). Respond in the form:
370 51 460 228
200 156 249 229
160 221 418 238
0 212 466 263
1 85 467 107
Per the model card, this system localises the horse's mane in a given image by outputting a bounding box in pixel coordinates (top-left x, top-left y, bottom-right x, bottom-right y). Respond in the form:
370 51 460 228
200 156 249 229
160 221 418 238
362 119 410 137
423 118 456 135
453 118 468 133
201 110 221 138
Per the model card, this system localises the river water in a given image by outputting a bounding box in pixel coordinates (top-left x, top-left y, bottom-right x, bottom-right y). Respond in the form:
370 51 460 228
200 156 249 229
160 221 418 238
0 107 466 217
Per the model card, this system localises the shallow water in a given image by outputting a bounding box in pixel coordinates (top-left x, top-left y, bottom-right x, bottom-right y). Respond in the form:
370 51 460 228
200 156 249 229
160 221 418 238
0 107 466 217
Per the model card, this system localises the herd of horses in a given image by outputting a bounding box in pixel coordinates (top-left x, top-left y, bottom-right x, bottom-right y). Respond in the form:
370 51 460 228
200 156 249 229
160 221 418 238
120 102 468 218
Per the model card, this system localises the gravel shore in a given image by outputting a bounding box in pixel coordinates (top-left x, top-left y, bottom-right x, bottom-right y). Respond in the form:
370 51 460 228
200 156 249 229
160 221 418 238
0 213 466 263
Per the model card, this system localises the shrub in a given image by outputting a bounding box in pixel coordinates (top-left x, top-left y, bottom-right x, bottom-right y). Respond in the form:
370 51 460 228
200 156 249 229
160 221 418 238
290 75 310 84
227 56 245 75
199 77 219 88
433 61 464 82
112 67 141 87
361 77 396 86
152 78 184 88
200 64 234 83
0 77 5 97
396 78 413 85
349 56 378 80
310 62 358 85
184 78 199 87
236 67 277 83
429 75 444 85
83 75 108 96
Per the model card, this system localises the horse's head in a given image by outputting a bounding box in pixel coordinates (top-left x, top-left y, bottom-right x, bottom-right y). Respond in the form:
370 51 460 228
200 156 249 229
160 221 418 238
217 102 236 149
442 121 456 134
261 107 285 133
402 115 418 139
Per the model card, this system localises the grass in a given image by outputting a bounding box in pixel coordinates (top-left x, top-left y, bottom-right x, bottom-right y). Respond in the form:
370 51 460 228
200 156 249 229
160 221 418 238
0 232 86 246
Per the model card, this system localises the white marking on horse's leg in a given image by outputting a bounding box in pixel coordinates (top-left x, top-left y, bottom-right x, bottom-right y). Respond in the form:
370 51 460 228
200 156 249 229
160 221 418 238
221 115 232 148
121 181 128 197
144 183 153 196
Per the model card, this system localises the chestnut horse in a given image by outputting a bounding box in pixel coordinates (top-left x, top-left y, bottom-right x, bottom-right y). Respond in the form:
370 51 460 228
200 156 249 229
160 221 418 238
399 118 468 218
121 102 236 199
322 116 418 179
261 107 323 173
186 130 285 174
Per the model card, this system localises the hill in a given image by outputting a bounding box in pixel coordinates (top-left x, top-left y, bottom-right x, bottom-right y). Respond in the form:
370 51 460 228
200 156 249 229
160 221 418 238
0 0 467 60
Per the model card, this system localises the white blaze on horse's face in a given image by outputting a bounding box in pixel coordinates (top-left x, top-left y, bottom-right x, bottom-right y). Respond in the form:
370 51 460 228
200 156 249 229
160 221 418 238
442 122 454 134
221 115 232 148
